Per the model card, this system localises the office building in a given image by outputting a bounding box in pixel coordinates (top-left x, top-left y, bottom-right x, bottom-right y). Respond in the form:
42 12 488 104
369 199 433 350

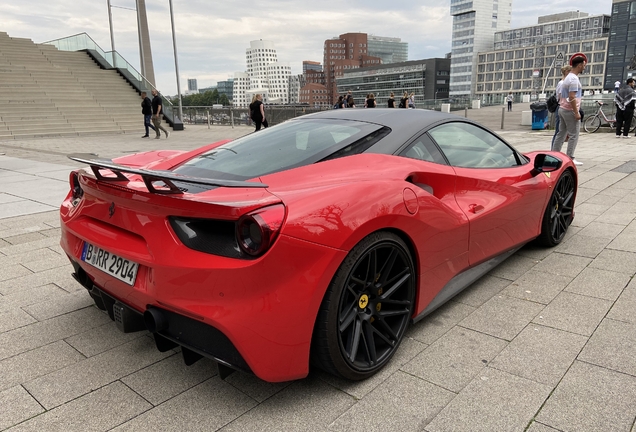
299 83 329 107
336 58 451 107
367 35 408 64
216 79 234 101
303 61 322 73
449 0 512 97
605 0 636 89
474 12 610 102
187 78 198 92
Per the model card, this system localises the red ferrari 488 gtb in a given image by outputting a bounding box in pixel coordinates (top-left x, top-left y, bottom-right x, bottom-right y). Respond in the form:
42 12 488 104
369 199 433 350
60 109 577 382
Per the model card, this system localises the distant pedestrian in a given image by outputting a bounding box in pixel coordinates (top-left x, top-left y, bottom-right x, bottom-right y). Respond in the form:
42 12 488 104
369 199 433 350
333 95 345 109
387 92 395 108
366 94 376 108
347 95 356 108
408 92 416 108
250 94 268 131
151 89 170 139
615 78 636 138
506 92 513 111
552 53 587 166
399 92 408 108
615 80 621 93
140 91 156 138
551 65 572 150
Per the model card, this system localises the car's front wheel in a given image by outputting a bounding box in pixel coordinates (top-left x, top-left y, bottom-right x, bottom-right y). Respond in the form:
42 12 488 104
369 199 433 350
312 231 415 380
537 169 576 246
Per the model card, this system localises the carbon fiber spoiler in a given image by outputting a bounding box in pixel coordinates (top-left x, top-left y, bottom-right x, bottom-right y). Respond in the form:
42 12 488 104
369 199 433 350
68 153 268 194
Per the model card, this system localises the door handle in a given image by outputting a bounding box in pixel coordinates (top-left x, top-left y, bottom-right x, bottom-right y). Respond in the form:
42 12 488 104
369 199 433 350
469 204 485 214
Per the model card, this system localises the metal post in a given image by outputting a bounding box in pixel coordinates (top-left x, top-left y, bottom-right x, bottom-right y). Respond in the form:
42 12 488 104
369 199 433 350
168 0 183 123
207 110 210 129
501 107 505 130
230 109 234 128
464 107 468 118
107 0 117 68
135 0 145 77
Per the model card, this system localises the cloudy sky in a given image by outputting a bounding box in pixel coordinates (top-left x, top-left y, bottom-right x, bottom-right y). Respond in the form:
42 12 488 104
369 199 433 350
2 0 612 95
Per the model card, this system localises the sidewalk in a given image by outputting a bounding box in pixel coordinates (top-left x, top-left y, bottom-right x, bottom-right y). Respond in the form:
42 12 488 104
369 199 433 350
0 113 635 431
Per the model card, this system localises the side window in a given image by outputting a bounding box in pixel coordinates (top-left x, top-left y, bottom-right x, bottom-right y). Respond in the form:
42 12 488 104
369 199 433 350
399 133 447 165
427 122 521 168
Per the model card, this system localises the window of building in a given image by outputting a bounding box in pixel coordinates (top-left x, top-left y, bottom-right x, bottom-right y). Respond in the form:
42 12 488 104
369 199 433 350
504 71 512 80
505 61 513 70
569 43 580 52
513 70 522 79
524 59 533 68
514 60 523 68
496 52 504 61
515 50 524 59
594 40 606 51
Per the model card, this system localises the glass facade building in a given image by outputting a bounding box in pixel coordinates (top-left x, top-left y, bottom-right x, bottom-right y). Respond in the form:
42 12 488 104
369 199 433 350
367 36 408 64
605 0 636 89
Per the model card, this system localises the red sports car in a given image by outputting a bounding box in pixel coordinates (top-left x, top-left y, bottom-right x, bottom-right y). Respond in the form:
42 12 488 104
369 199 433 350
60 109 577 382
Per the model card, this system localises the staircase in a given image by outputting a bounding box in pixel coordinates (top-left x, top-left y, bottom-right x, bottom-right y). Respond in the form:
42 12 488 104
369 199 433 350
0 32 158 139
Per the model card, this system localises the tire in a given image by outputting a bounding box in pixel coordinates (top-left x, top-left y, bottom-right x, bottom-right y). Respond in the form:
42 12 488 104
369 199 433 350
584 115 601 133
311 231 415 380
536 170 576 247
630 114 636 133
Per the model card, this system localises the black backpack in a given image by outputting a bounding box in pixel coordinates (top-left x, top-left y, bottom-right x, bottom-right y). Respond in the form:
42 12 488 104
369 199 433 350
546 94 558 113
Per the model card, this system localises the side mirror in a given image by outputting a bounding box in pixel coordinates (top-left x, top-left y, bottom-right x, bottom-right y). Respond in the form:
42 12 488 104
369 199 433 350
534 154 563 173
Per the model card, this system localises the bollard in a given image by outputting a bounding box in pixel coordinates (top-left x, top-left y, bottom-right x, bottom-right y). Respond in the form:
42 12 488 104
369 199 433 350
230 110 234 128
207 110 210 129
464 107 468 118
501 107 505 130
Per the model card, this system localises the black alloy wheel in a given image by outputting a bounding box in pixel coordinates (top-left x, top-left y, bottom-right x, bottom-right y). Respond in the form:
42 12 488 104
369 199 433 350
537 169 576 247
312 232 415 380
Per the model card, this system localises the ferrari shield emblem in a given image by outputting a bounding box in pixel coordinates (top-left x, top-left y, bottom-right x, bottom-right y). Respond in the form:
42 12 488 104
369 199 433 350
544 172 551 178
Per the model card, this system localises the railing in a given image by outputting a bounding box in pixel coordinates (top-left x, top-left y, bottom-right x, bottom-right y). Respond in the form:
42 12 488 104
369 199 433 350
41 32 178 126
175 105 331 127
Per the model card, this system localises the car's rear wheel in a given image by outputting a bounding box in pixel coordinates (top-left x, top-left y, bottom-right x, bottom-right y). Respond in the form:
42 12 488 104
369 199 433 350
312 231 415 380
537 169 576 247
584 115 601 133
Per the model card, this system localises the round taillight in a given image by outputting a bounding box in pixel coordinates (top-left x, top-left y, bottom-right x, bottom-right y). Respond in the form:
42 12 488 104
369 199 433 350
236 204 285 257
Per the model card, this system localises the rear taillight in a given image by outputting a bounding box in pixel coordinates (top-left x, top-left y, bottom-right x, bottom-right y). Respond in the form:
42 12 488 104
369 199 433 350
70 171 84 205
237 204 286 257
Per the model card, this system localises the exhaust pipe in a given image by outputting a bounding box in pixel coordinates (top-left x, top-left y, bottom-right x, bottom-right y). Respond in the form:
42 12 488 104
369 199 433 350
144 307 168 333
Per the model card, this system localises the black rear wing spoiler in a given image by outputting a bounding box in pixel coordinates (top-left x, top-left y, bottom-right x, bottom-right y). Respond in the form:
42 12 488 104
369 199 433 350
68 153 268 194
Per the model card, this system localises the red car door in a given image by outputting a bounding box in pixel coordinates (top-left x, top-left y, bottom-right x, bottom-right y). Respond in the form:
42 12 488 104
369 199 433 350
427 122 550 265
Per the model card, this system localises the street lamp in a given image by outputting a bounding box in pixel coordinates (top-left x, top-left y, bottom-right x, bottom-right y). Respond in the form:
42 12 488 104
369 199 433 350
168 0 183 122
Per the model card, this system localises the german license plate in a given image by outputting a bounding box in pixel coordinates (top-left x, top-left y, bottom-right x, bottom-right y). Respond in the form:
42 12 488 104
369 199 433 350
81 242 138 286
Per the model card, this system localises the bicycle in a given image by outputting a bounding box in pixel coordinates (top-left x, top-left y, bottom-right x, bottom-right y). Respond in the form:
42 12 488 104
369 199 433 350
583 101 636 133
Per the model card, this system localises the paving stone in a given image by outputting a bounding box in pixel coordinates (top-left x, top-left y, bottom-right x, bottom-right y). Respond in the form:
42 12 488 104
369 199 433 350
576 221 626 239
402 326 507 393
532 252 592 278
8 381 151 432
532 291 612 336
0 265 81 295
121 354 218 406
555 234 611 258
581 172 629 191
3 231 47 245
500 269 572 304
458 294 545 341
0 283 67 312
0 307 110 361
64 321 147 357
328 371 455 432
451 274 511 308
489 324 587 386
407 300 475 345
589 248 636 276
0 385 44 430
517 243 558 260
574 187 598 204
39 227 61 238
0 247 62 269
224 368 291 404
0 264 32 282
536 361 636 432
0 308 36 333
21 253 70 273
563 267 631 301
570 212 597 228
320 336 427 400
0 200 56 219
0 340 84 392
24 336 172 409
0 210 59 230
607 280 636 325
607 222 636 253
578 319 636 377
526 421 563 431
584 193 623 207
0 235 59 257
217 376 354 432
486 254 538 281
425 367 552 432
600 201 636 225
574 202 612 216
22 289 94 321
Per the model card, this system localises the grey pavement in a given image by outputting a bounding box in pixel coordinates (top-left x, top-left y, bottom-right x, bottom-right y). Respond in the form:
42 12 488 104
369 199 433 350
1 107 635 431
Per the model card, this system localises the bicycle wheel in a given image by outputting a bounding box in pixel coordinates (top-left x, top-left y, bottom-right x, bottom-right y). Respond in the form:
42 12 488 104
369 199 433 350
631 113 636 133
584 115 601 133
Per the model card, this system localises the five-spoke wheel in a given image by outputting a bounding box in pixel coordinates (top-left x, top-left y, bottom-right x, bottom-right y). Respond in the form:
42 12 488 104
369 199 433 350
312 232 415 380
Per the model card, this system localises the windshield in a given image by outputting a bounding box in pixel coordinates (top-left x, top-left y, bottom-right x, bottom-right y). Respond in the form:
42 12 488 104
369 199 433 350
174 119 385 180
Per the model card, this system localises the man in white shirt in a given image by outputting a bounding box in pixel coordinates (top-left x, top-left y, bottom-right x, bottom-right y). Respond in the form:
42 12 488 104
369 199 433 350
615 80 622 93
552 53 586 166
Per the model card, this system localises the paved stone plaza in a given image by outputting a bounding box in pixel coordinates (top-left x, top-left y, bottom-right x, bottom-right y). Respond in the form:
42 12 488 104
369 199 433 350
0 106 635 431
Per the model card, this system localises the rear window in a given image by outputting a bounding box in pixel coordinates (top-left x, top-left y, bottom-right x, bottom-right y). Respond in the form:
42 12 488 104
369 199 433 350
174 119 385 180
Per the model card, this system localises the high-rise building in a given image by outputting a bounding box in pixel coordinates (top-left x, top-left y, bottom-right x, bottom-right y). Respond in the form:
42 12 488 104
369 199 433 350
323 33 382 104
605 0 636 89
449 0 512 98
233 40 292 106
187 78 198 92
367 36 408 64
303 61 322 73
216 79 234 101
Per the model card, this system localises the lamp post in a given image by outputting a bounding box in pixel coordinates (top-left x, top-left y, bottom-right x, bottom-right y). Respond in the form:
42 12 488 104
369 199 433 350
106 0 117 67
168 0 183 122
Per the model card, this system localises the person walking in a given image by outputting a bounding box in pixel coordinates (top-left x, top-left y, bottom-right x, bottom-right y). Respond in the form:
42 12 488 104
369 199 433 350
387 92 395 108
615 78 636 138
615 80 621 93
408 92 416 108
250 94 268 131
551 65 572 150
552 53 587 166
399 92 408 108
506 92 513 111
151 89 170 139
346 94 356 108
366 93 376 108
140 91 156 138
